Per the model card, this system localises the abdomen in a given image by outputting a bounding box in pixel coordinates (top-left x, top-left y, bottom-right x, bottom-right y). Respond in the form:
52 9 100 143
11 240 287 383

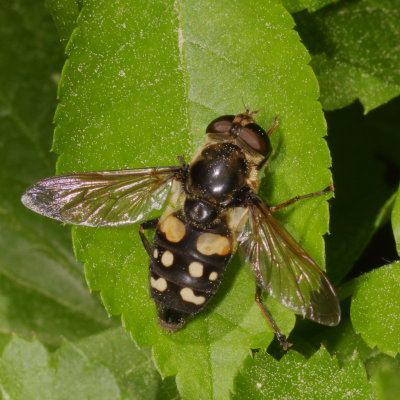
149 212 232 331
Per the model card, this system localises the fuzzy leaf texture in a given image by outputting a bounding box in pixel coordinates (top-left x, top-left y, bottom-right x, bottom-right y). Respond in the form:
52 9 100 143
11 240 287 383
0 0 112 348
393 185 400 256
0 329 178 400
53 0 333 399
45 0 80 45
295 0 400 113
351 263 400 357
281 0 339 13
232 347 373 399
366 352 400 400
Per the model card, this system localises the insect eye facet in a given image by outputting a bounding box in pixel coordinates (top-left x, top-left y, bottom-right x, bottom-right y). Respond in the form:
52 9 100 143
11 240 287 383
206 115 235 134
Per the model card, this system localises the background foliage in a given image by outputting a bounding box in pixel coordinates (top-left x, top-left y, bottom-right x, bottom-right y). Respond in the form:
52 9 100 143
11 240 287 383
0 0 399 399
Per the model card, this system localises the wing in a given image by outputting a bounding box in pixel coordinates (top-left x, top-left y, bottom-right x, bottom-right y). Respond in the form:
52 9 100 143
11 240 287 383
21 166 182 227
239 195 340 326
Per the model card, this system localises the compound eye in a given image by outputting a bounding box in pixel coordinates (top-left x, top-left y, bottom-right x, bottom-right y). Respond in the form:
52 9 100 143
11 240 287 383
206 115 235 134
239 123 271 156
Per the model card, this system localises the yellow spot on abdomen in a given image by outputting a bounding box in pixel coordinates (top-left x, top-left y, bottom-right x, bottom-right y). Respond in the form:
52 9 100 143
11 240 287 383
196 233 231 256
160 215 186 243
180 287 206 305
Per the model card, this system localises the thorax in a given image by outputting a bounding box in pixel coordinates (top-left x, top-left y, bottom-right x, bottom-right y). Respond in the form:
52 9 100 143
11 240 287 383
186 141 257 206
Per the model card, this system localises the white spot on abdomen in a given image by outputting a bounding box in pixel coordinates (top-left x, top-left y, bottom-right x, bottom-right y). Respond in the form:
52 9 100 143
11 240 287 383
196 233 231 256
188 262 203 277
180 288 206 305
209 271 218 281
161 251 174 267
151 277 167 292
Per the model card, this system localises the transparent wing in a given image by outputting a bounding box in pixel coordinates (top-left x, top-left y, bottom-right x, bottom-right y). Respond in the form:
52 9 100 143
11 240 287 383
239 195 340 326
22 166 182 227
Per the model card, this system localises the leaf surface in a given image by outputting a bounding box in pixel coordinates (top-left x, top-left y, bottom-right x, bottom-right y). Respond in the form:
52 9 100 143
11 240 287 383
392 185 400 256
281 0 338 13
324 100 400 284
75 328 179 400
45 0 80 45
0 329 178 400
289 307 376 363
233 347 373 399
351 263 400 357
295 0 400 112
54 0 332 398
0 0 112 347
366 353 400 400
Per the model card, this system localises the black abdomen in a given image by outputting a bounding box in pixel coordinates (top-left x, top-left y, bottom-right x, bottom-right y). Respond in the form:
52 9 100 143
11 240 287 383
149 212 232 331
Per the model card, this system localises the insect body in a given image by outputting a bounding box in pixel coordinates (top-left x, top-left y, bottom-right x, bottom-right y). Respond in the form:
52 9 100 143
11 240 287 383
22 110 341 348
148 135 252 331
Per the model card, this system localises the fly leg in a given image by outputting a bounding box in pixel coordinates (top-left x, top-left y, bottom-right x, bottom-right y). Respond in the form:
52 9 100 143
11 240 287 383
255 285 292 351
139 218 160 256
269 184 334 212
266 116 279 136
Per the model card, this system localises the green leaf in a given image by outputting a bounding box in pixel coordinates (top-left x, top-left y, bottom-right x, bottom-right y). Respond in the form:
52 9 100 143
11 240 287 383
366 353 400 400
0 0 112 346
295 0 400 113
0 329 179 400
0 272 111 349
351 263 400 357
75 328 179 400
281 0 338 14
320 317 375 364
0 333 11 354
0 337 56 400
392 185 400 256
45 0 80 45
289 305 376 363
54 0 332 398
324 100 400 284
53 343 120 400
233 347 373 399
3 335 125 399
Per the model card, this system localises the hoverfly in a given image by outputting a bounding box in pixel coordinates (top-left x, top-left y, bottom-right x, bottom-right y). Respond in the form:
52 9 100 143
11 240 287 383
22 110 340 349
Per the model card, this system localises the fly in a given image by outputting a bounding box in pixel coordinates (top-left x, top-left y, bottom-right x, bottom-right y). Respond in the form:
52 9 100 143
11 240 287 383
22 110 341 350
